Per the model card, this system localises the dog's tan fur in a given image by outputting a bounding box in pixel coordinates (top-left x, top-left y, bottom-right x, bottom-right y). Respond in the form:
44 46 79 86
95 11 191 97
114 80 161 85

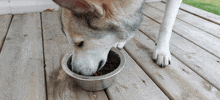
53 0 145 75
59 0 145 41
53 0 182 75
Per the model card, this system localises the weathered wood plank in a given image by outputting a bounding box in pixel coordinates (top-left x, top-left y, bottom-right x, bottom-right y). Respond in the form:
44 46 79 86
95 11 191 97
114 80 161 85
143 3 220 59
140 15 220 90
180 3 220 25
0 0 10 15
0 13 46 100
106 50 169 100
0 0 59 15
9 0 59 15
0 14 12 52
160 1 220 25
125 30 220 99
147 2 220 39
42 11 108 100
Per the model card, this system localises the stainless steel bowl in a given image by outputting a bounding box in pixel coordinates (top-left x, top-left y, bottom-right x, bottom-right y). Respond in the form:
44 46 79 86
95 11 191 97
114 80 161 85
62 47 125 91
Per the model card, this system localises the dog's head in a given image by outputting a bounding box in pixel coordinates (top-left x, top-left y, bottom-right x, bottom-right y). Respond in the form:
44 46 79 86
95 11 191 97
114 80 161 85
53 0 144 75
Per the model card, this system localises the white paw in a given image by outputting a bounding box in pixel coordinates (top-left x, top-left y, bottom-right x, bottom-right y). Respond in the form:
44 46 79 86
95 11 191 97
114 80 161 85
153 45 171 68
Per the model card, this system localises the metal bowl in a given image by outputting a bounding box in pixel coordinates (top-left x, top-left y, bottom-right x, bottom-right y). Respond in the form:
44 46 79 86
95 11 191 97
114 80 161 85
62 47 125 91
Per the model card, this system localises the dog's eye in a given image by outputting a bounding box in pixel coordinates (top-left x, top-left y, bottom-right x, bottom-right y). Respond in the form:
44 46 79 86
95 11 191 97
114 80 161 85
76 41 84 47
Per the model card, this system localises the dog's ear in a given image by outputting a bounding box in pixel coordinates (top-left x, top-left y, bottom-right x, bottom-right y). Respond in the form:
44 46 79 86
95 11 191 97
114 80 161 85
53 0 103 16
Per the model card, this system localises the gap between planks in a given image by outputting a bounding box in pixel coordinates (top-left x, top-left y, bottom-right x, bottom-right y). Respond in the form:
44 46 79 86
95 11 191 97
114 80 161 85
138 29 197 73
40 12 48 100
124 30 220 99
41 11 168 100
139 28 220 91
123 47 172 100
161 1 220 26
123 35 171 98
104 89 110 100
143 13 220 60
139 12 220 90
0 12 46 100
106 49 169 100
41 11 108 100
0 15 13 54
147 2 220 40
143 3 220 59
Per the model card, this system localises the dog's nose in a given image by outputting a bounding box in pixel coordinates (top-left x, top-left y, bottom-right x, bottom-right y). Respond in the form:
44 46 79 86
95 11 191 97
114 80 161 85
98 60 104 70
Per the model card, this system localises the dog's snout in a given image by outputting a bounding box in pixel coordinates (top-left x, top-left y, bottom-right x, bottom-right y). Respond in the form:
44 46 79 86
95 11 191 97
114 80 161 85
98 60 104 70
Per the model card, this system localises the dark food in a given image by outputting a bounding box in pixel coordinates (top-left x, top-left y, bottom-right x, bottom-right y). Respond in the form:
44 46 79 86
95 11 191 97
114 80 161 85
95 51 120 76
67 50 121 76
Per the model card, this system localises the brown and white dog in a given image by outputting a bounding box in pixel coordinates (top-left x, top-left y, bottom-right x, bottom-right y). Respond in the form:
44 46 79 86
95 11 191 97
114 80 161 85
53 0 182 75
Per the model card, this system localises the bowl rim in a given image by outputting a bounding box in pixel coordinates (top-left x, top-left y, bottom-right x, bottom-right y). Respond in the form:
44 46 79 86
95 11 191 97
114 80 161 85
62 47 125 81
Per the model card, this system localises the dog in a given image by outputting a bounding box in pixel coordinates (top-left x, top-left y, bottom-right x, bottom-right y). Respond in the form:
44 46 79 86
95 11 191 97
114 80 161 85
53 0 183 75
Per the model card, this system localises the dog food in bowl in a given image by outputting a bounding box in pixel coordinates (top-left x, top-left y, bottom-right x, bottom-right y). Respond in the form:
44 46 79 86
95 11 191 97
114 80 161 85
67 50 121 76
94 50 121 76
62 47 125 91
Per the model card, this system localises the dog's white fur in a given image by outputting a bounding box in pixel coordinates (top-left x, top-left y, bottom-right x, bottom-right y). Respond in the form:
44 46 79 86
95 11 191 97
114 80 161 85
115 0 183 67
153 0 182 67
54 0 183 75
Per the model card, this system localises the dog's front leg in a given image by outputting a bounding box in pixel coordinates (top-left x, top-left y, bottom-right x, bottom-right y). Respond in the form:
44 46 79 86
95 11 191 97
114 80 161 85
153 0 182 67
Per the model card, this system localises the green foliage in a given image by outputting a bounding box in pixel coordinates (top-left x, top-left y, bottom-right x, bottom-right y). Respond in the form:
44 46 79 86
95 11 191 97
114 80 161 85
183 0 220 15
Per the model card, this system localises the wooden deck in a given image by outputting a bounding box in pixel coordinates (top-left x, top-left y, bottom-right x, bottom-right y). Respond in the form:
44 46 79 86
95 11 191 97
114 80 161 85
0 2 220 100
